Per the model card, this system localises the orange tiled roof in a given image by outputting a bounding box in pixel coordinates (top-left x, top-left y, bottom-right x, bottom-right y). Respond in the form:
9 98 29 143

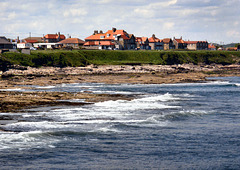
208 44 216 49
44 34 65 40
85 29 130 41
185 41 207 44
227 47 237 50
136 37 148 43
58 38 85 44
148 36 161 43
185 41 198 44
162 38 171 43
24 39 38 43
174 38 185 43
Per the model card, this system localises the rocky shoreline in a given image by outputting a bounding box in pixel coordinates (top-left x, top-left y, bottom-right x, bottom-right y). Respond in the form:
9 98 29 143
1 64 240 113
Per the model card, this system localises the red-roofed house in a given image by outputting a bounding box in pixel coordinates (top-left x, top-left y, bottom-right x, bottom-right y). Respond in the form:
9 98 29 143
43 32 66 43
173 37 187 50
185 41 208 50
148 34 163 50
208 44 216 50
136 37 149 50
84 28 136 50
162 38 175 50
226 47 237 51
58 38 85 49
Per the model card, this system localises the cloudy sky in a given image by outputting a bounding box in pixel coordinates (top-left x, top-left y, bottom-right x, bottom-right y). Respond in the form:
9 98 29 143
0 0 239 44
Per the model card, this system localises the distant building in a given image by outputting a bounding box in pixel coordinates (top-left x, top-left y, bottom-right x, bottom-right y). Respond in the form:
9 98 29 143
226 47 237 51
185 41 208 50
136 37 149 50
43 32 66 43
208 44 216 50
24 37 42 43
0 36 13 49
17 42 31 49
173 37 187 50
58 38 85 49
84 28 136 50
162 38 175 50
148 34 163 50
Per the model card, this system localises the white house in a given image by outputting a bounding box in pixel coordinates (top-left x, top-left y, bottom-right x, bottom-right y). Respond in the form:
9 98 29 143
33 43 59 49
17 42 31 49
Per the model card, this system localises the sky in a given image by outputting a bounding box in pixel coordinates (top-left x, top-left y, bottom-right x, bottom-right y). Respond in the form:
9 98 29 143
0 0 239 44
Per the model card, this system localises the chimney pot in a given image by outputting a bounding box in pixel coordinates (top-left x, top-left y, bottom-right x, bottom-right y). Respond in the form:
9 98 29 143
112 27 116 32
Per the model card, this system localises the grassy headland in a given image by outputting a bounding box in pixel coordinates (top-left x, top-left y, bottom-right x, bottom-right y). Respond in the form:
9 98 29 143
1 50 240 69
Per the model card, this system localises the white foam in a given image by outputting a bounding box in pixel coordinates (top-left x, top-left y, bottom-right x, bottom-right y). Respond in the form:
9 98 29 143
0 131 59 150
0 88 23 91
35 86 55 89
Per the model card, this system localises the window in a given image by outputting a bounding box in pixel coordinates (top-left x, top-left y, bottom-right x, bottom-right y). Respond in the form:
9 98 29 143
100 36 105 39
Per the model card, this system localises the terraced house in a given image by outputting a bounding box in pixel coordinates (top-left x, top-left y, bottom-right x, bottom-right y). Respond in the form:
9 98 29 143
136 37 149 50
43 32 66 43
185 41 208 50
84 28 136 50
148 34 163 50
173 37 187 50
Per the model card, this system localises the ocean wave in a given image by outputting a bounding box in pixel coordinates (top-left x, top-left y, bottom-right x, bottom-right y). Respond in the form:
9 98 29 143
163 110 211 121
0 131 58 150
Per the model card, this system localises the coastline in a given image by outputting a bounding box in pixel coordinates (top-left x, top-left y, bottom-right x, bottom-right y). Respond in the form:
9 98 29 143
1 64 240 113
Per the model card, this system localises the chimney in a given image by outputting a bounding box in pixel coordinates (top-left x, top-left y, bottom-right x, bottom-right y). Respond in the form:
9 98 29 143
58 32 61 41
180 36 182 40
93 30 98 35
17 36 19 43
100 30 103 34
43 34 46 43
152 34 156 38
112 27 116 32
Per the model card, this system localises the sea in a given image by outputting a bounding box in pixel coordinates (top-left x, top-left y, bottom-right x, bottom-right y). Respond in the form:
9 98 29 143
0 77 240 169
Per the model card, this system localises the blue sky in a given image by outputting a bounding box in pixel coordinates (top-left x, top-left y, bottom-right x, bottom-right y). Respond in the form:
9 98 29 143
0 0 239 44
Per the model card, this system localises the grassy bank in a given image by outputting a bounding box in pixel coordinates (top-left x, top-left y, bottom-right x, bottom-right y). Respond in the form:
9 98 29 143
1 50 240 70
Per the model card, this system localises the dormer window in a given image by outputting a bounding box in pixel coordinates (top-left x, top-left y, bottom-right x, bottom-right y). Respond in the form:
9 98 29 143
100 36 105 39
107 34 111 37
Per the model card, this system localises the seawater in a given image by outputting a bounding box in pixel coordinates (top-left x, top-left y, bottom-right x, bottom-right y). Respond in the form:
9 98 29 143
1 77 240 169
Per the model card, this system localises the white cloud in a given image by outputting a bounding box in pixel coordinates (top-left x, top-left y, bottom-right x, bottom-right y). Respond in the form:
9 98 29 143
63 8 88 17
0 0 239 43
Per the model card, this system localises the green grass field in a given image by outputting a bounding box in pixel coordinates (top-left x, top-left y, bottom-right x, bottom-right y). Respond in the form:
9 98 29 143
1 50 240 69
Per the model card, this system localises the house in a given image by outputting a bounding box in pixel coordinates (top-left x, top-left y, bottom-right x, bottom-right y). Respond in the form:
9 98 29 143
185 41 208 50
43 32 65 43
173 37 187 50
84 28 136 50
226 47 237 51
208 44 216 50
58 38 85 49
148 34 163 50
136 37 149 50
24 37 42 43
162 38 175 50
33 43 59 49
84 41 115 50
0 36 13 49
17 42 31 49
